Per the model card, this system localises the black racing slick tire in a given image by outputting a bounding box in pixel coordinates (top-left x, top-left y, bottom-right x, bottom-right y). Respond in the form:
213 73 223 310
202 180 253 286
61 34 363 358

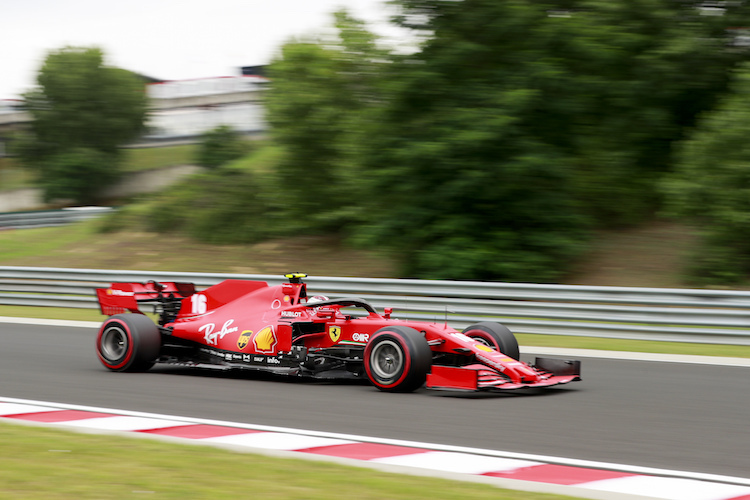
463 321 520 360
96 313 161 372
364 326 431 392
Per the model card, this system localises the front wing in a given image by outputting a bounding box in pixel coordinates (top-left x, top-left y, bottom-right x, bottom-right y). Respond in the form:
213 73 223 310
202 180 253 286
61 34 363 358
426 357 581 391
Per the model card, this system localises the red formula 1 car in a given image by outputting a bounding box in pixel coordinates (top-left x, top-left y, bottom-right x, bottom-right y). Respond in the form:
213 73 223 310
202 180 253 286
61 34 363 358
94 273 580 393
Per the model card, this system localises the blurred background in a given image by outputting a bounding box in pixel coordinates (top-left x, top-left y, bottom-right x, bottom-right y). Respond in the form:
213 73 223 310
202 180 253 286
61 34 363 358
3 0 750 287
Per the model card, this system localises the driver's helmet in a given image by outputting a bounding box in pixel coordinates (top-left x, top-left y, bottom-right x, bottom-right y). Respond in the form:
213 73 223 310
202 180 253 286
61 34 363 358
306 295 329 304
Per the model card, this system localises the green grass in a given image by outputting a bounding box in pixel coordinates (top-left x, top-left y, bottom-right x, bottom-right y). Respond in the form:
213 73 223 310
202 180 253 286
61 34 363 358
0 220 100 261
0 158 35 192
0 306 104 322
0 145 197 193
0 423 579 500
120 145 197 172
0 305 159 323
223 141 284 174
0 220 396 276
515 333 750 358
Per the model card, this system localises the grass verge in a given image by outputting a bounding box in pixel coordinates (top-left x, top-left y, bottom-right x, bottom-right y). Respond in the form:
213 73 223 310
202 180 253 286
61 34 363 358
515 333 750 358
0 222 396 276
0 145 198 192
0 158 35 192
120 145 197 172
0 422 579 500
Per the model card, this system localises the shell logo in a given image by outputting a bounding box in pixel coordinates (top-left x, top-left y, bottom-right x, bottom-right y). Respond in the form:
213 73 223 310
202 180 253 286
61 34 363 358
253 326 277 353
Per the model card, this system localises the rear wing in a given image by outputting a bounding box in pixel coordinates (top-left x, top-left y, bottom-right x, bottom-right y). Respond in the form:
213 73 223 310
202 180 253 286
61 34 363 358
95 281 196 316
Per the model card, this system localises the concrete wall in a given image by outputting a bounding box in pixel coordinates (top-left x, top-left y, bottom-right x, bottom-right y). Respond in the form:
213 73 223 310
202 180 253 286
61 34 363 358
101 164 202 199
0 188 43 212
0 165 202 212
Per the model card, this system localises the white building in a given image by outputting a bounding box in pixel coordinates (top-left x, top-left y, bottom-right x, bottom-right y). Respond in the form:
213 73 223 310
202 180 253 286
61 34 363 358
144 75 268 140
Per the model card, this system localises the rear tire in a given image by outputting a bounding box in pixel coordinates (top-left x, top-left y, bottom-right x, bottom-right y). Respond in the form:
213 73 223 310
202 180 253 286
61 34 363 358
96 313 161 372
364 326 431 392
463 321 520 360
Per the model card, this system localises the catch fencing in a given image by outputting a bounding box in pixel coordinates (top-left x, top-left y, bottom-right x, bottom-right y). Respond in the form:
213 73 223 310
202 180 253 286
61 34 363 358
1 266 750 345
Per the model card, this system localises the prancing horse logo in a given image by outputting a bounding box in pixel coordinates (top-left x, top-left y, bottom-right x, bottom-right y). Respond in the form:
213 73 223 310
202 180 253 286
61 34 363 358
328 326 341 343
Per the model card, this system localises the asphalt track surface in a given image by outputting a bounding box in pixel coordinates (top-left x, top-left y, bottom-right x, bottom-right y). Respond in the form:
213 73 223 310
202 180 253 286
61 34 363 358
1 322 748 480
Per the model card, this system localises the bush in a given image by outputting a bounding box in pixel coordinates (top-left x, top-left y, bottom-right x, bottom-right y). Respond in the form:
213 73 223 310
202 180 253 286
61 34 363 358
664 63 750 283
39 147 120 204
194 126 252 169
145 169 285 244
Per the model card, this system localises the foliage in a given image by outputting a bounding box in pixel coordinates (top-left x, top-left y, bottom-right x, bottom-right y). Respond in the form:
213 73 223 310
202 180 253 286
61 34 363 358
146 170 274 243
194 125 252 169
259 1 750 282
664 63 750 283
121 144 197 172
37 147 120 204
0 156 34 192
143 144 288 243
265 11 386 229
357 82 589 281
66 2 750 284
351 3 596 281
391 0 750 227
19 46 147 203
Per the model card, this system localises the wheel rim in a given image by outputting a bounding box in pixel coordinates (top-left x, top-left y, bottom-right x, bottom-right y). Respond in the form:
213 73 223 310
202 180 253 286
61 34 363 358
470 334 495 349
100 325 128 361
370 339 403 381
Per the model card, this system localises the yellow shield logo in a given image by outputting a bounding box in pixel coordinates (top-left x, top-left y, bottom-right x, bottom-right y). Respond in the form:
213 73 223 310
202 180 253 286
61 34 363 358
237 330 252 350
328 326 341 343
253 326 277 353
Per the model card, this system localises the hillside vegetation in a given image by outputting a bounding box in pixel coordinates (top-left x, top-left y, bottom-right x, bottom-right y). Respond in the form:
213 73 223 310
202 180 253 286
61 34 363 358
0 140 703 287
0 214 700 289
9 2 750 286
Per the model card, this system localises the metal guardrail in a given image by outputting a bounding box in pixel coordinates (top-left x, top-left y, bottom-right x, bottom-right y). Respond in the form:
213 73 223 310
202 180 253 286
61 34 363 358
0 208 113 229
1 266 749 345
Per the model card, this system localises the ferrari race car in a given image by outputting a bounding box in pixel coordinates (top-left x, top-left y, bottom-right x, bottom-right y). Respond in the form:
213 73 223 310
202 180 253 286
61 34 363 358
95 273 581 392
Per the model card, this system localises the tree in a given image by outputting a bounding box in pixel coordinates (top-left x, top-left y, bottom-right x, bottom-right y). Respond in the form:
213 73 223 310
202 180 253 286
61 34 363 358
357 69 589 281
390 0 750 226
354 1 593 281
20 46 148 203
265 11 387 230
262 1 750 281
664 63 750 283
347 0 750 281
39 147 118 205
195 125 251 169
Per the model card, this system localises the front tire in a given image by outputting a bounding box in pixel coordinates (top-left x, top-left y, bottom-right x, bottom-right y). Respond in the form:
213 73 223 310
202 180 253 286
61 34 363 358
364 326 431 392
463 321 520 360
96 313 161 372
